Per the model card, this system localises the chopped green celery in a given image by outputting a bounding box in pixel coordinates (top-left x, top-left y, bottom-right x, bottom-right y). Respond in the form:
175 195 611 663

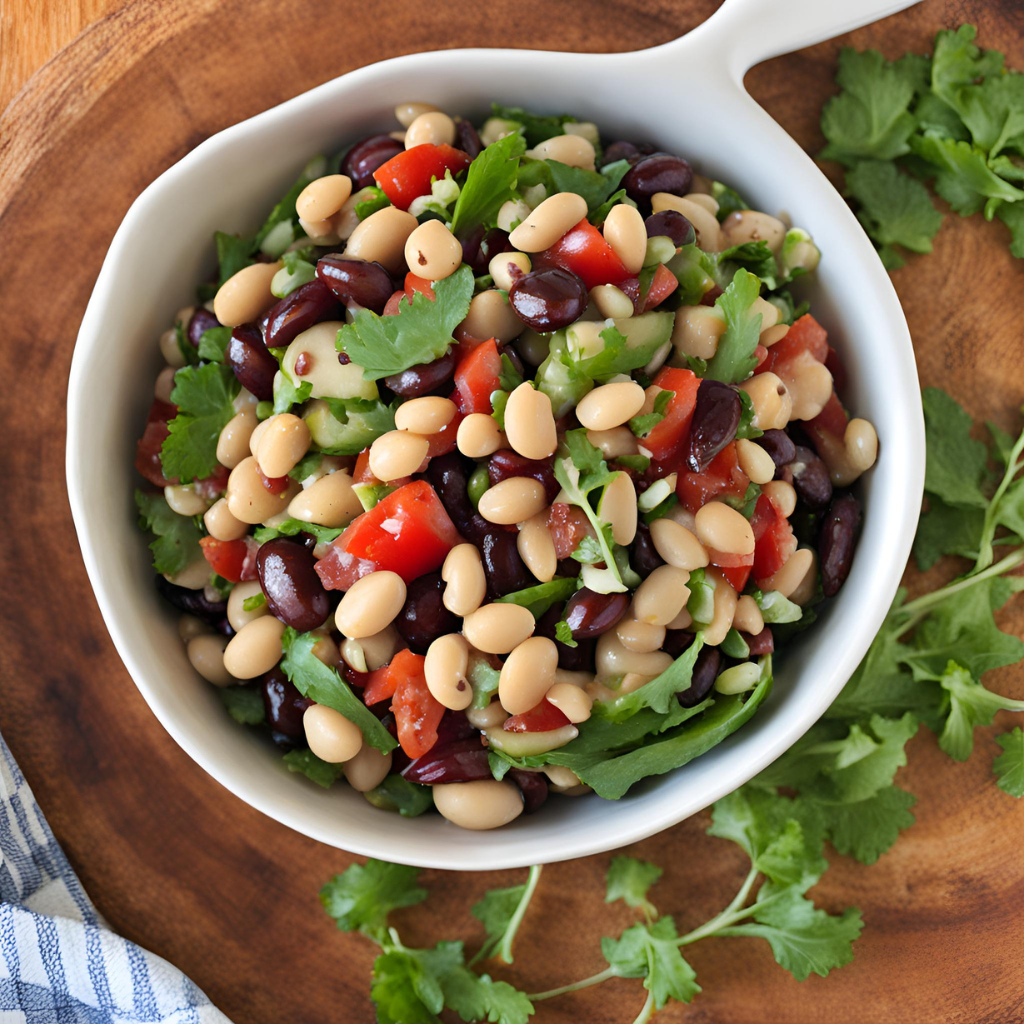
780 228 820 276
687 568 716 624
756 588 804 623
643 235 677 267
363 776 434 817
271 258 316 298
535 332 593 417
260 218 296 258
637 476 675 513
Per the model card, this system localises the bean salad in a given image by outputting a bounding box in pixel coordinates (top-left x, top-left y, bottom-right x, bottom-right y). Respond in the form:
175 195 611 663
135 101 878 830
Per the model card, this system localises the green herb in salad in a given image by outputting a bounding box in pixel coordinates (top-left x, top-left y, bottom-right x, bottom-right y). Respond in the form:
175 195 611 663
159 363 239 483
134 490 203 576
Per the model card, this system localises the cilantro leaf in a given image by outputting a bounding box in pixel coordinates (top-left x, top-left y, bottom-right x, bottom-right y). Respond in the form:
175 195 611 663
370 942 462 1023
845 161 943 254
160 363 240 482
913 497 986 570
449 132 527 236
272 370 313 415
495 578 577 619
196 326 232 363
817 785 917 864
554 619 576 647
704 269 763 383
911 135 1024 209
471 885 527 963
218 685 266 725
934 661 1024 761
491 103 578 147
629 388 674 438
993 727 1024 797
996 201 1024 257
819 47 923 166
441 966 534 1024
253 160 323 250
281 628 397 753
283 748 345 788
364 775 435 818
597 635 707 721
214 231 254 285
605 857 663 920
338 265 474 380
602 917 700 1009
320 859 428 938
134 490 203 576
922 386 990 508
254 517 345 545
720 888 862 981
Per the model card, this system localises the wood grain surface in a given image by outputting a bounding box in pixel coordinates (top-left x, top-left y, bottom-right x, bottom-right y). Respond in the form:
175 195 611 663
2 1 1023 1021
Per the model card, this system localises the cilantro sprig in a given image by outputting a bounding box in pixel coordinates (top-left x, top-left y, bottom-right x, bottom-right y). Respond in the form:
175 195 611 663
337 265 474 380
159 363 239 483
820 25 1024 267
134 490 203 576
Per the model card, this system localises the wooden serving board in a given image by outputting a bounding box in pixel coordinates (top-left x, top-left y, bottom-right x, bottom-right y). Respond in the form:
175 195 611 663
1 1 1023 1020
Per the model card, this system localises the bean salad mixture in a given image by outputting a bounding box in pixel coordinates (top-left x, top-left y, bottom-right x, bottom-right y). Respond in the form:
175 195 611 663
135 101 878 830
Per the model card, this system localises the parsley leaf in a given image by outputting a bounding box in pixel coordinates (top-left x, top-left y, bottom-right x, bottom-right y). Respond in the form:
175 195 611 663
197 326 232 363
598 635 707 721
134 490 203 576
911 135 1024 209
494 578 577 619
254 518 345 545
921 387 990 508
605 857 663 920
934 661 1024 761
997 201 1024 257
819 785 917 865
217 685 266 725
704 269 763 383
449 132 527 236
370 942 461 1024
214 231 254 285
338 265 474 380
629 388 674 438
820 47 923 166
281 628 397 753
320 398 397 455
491 103 578 147
160 363 240 483
470 865 542 966
993 727 1024 797
845 160 943 255
283 748 345 788
441 966 534 1024
320 859 427 938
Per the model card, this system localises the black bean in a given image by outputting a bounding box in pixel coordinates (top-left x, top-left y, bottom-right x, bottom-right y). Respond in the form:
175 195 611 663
263 279 342 350
487 449 560 504
819 493 861 597
426 452 479 536
396 573 459 652
460 226 512 276
663 629 696 658
340 134 404 189
789 445 833 511
644 209 695 247
759 429 797 468
480 530 533 597
686 380 742 473
622 153 693 204
678 646 720 707
227 324 277 401
630 524 665 579
256 538 330 632
316 256 395 314
508 267 587 332
155 575 226 625
601 140 640 166
402 736 490 784
508 768 549 813
384 349 457 398
454 117 483 159
261 667 313 746
187 307 220 348
563 589 629 640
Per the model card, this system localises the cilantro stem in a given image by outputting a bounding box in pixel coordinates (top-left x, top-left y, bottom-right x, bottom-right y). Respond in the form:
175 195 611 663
975 429 1024 571
899 547 1024 631
632 988 656 1024
470 864 543 967
676 866 760 946
528 965 618 1001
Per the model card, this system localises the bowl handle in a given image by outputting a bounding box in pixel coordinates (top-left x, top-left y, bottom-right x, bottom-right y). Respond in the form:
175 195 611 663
655 0 923 81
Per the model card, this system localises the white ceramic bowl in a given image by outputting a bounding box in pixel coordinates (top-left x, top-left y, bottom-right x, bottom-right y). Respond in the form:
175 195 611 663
68 0 925 869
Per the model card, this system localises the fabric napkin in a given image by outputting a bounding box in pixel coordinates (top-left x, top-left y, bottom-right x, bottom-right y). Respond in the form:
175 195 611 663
0 734 231 1023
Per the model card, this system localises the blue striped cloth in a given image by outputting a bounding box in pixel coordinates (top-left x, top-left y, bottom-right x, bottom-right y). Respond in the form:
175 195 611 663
0 735 231 1023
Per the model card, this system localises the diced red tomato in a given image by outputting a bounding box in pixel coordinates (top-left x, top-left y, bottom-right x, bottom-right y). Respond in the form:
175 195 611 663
353 449 375 485
135 399 177 487
750 493 797 580
258 467 291 495
391 657 444 759
199 536 259 583
642 367 701 464
640 263 679 312
193 465 230 500
540 219 631 290
751 344 769 372
546 503 592 559
454 338 502 414
759 313 828 376
720 564 753 593
383 290 405 316
504 699 571 733
804 389 849 462
315 480 461 590
373 144 472 211
676 443 750 513
404 273 435 301
425 410 461 458
824 346 848 394
363 648 422 706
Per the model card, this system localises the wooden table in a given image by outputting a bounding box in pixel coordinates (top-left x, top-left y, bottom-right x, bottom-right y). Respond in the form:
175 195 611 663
2 1 1023 1020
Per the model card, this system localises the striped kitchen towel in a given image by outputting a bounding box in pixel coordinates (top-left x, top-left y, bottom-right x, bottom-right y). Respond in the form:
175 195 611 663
0 734 231 1023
